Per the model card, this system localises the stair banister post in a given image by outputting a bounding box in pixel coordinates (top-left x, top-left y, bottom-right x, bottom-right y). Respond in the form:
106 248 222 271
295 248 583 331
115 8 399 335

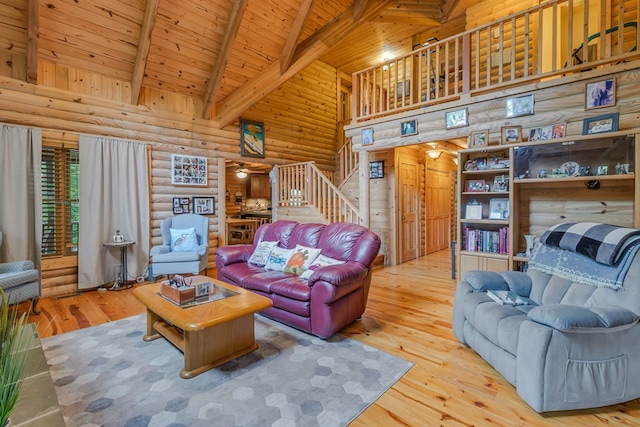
359 150 370 228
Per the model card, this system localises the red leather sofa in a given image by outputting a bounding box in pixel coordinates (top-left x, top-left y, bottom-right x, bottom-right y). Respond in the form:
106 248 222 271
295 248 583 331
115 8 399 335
215 220 381 338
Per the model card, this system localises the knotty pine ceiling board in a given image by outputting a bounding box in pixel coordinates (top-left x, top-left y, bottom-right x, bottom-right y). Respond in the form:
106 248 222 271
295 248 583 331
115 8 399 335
0 0 28 54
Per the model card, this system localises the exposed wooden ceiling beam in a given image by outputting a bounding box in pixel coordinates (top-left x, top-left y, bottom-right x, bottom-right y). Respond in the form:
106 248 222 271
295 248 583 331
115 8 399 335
442 0 461 22
215 0 396 127
203 0 249 119
26 0 39 84
130 0 160 105
353 0 369 21
280 0 314 74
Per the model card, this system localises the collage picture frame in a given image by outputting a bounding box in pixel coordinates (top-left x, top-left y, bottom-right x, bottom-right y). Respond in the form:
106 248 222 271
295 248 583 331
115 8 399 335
192 197 215 215
171 154 208 186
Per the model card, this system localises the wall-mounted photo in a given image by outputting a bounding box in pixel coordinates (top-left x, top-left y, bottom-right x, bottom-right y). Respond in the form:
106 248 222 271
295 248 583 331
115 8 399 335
362 128 374 146
582 112 619 135
528 123 565 142
401 119 417 136
445 108 468 129
171 154 207 186
240 119 265 158
469 130 488 148
396 80 411 97
505 94 534 118
172 197 191 214
192 197 215 215
501 125 522 144
369 161 384 179
585 78 616 110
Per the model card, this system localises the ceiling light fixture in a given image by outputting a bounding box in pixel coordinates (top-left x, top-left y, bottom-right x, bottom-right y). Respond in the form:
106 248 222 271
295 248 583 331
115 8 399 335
426 143 442 160
236 168 248 179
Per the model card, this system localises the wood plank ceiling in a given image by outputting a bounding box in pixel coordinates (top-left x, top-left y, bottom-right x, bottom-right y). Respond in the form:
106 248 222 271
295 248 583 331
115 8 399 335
3 0 466 127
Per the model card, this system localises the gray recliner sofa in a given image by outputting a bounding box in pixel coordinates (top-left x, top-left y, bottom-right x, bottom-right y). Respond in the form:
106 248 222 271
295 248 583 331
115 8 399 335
453 222 640 412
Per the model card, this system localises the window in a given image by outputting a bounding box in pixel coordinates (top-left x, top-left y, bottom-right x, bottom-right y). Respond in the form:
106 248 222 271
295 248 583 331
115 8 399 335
41 145 79 256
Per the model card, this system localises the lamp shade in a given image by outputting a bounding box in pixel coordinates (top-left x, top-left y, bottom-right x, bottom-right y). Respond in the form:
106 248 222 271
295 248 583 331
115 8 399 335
236 169 248 179
427 150 442 159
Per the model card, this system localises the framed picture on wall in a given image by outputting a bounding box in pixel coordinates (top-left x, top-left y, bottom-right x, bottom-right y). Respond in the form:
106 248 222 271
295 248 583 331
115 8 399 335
192 197 215 215
505 94 534 118
469 130 488 148
401 119 417 136
240 119 265 158
582 112 619 135
172 197 191 214
501 125 522 144
445 108 469 129
369 161 384 179
585 78 616 110
171 154 207 186
362 128 374 146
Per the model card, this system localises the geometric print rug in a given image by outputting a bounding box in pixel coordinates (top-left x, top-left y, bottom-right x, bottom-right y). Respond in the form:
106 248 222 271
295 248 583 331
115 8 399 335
42 315 413 427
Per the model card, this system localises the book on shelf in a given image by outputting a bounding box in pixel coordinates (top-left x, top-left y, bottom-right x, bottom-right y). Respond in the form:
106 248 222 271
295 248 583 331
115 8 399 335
486 290 528 306
462 226 509 254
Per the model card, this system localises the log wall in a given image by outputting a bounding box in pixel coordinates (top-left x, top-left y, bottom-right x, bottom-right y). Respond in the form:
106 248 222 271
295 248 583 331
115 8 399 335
1 59 339 297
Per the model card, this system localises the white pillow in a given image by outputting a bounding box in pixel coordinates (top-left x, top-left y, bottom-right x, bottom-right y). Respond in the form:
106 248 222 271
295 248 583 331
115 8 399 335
283 244 322 275
300 254 345 280
170 227 199 252
248 240 278 266
264 246 295 272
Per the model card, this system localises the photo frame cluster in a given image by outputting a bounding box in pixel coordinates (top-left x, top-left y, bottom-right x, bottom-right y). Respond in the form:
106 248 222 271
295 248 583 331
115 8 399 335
171 154 207 186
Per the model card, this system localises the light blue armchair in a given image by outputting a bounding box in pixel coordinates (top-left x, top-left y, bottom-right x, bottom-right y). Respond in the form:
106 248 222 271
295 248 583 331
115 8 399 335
0 230 40 314
150 214 209 278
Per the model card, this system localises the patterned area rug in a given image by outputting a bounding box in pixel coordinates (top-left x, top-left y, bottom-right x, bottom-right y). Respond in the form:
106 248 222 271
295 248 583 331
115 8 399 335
42 315 412 427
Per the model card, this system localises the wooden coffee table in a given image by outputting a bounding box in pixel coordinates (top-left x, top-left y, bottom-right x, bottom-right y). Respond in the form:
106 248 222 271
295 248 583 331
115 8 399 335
133 276 272 378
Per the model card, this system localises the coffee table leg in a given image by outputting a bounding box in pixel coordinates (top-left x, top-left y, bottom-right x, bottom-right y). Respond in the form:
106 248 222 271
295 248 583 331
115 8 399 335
181 314 257 379
143 309 161 341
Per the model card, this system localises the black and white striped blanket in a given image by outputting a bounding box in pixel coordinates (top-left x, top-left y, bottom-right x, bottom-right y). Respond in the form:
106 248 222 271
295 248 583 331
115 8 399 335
540 222 640 266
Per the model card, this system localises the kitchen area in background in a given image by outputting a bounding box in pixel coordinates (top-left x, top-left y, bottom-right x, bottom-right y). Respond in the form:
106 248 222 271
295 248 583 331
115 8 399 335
224 161 274 245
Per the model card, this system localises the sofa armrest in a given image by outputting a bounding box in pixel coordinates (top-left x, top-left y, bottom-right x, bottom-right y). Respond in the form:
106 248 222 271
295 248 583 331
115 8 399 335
308 262 368 287
150 245 170 256
528 304 639 332
215 245 254 267
463 271 510 292
0 260 35 274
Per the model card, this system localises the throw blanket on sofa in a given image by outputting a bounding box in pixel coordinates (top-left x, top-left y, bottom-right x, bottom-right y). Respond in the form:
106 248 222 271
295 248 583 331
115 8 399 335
539 222 640 266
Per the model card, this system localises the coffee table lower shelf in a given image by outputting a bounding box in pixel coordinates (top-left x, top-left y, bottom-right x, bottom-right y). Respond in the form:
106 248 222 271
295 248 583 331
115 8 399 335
144 313 258 379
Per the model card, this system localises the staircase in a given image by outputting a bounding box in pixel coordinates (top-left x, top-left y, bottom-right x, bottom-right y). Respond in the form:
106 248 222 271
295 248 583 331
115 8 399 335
274 161 360 225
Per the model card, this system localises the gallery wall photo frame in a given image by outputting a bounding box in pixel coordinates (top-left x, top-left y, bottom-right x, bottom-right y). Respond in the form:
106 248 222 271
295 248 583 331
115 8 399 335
362 128 374 146
401 119 417 136
396 80 411 97
505 94 534 118
173 197 191 214
171 154 208 186
369 160 384 179
585 78 616 110
240 119 265 158
192 196 215 215
445 108 469 129
501 125 522 144
469 130 489 148
582 112 619 135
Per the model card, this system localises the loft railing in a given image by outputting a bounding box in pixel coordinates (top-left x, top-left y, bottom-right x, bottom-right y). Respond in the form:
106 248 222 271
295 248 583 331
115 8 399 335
337 136 358 186
275 162 360 225
353 0 640 122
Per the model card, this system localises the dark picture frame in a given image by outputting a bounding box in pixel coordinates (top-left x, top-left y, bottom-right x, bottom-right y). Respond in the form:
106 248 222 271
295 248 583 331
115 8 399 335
585 78 616 110
505 94 534 118
172 197 191 214
192 196 215 215
501 125 522 144
171 154 207 186
369 161 384 179
240 119 265 158
445 108 469 129
362 128 374 146
582 112 619 135
401 119 417 136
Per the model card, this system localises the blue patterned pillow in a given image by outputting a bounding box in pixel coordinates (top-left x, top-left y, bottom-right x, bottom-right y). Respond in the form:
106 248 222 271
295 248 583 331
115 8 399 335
170 227 199 252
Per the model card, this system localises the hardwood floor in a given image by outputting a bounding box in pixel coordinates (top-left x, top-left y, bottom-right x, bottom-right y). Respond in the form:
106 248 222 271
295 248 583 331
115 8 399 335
21 250 640 426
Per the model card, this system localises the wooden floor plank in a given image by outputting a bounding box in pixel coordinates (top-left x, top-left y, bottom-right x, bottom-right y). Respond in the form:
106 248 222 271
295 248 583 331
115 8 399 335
18 250 640 425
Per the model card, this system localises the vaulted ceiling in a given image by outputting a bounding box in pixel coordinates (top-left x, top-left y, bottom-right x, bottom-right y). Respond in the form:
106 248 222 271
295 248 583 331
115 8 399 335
3 0 467 127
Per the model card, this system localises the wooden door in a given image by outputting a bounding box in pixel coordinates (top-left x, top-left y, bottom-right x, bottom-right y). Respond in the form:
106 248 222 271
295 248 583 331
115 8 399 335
426 169 451 253
398 153 419 263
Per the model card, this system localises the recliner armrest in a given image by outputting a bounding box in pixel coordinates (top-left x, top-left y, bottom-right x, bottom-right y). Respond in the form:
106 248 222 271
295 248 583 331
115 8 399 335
528 304 639 332
308 262 368 286
463 271 510 292
0 260 35 274
150 245 170 256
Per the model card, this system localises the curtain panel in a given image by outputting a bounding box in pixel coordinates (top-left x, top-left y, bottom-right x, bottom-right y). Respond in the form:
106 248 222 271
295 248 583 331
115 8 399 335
0 125 42 266
78 135 150 289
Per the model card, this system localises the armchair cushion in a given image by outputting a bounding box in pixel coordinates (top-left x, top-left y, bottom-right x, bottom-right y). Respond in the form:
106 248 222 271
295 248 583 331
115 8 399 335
170 227 199 252
528 304 639 332
0 260 35 274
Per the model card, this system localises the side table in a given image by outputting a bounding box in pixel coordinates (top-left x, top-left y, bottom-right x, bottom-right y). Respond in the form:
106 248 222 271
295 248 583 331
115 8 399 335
102 240 135 290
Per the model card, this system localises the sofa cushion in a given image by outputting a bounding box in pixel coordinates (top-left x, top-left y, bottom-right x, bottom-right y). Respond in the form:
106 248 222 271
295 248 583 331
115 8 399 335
270 276 312 302
316 223 367 261
528 304 639 332
170 227 198 252
283 245 321 275
248 240 278 266
264 247 295 272
471 298 531 356
237 270 291 293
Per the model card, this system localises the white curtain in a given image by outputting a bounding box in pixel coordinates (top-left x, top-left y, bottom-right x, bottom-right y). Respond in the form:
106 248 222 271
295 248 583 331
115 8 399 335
78 135 150 289
0 125 42 266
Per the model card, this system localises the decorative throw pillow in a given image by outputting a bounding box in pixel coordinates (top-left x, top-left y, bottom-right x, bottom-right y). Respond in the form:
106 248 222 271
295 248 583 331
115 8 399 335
170 227 199 252
283 244 322 275
248 240 278 266
264 246 295 272
300 254 345 280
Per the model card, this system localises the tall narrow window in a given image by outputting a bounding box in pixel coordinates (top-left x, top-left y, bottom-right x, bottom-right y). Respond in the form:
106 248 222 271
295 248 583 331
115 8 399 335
41 145 79 256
